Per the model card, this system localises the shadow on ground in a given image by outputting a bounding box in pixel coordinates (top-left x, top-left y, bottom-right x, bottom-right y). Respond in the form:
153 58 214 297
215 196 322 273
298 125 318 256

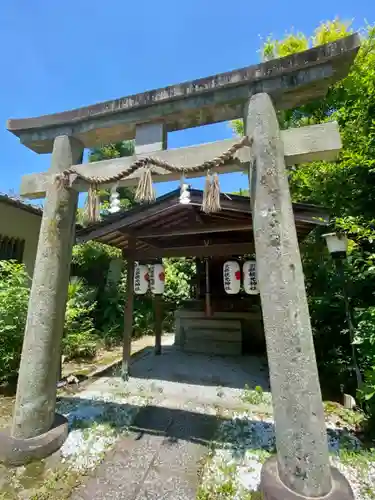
105 345 270 390
0 395 366 500
59 395 366 456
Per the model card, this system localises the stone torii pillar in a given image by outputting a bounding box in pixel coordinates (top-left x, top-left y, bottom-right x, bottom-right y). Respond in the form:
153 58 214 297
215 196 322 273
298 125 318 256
245 93 353 499
0 136 83 465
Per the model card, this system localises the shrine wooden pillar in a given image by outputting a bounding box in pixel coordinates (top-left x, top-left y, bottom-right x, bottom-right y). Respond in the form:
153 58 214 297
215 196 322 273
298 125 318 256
122 240 135 380
154 293 163 355
204 257 212 316
152 258 163 355
195 258 203 299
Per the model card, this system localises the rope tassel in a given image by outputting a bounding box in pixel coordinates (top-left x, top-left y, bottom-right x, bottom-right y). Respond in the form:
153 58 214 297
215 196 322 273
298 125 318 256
87 184 101 223
202 171 221 214
210 173 221 212
135 167 156 203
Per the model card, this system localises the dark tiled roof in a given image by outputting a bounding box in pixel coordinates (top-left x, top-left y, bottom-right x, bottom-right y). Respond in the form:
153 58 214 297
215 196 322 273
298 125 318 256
76 188 328 252
0 193 43 216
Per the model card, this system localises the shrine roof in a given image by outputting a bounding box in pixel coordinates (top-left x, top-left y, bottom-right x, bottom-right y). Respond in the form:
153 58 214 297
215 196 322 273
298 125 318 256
75 189 328 259
8 34 360 154
0 193 42 217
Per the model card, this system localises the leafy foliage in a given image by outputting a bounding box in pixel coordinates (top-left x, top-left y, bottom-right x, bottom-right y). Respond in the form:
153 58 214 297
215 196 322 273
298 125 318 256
0 262 101 381
62 277 98 360
163 258 195 330
90 140 138 214
78 140 137 225
88 140 135 162
287 26 375 413
257 23 375 426
0 261 30 383
261 32 308 61
164 258 195 304
0 262 101 382
234 22 375 427
71 242 195 347
313 19 353 46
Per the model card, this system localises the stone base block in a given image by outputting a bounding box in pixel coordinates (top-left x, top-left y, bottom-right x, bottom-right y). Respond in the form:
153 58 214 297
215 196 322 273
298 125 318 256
260 456 354 500
0 413 68 466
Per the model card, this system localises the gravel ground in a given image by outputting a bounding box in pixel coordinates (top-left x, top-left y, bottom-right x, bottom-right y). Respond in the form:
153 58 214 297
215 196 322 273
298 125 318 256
1 339 372 499
59 345 374 499
199 408 375 499
57 390 148 472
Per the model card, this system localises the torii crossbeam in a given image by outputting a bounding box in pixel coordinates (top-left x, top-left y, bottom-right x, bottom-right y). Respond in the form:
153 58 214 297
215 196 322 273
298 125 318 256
1 34 360 500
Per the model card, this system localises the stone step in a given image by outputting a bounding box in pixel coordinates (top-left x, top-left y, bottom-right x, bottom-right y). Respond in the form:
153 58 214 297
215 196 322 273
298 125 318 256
184 339 242 356
185 328 242 342
183 318 241 330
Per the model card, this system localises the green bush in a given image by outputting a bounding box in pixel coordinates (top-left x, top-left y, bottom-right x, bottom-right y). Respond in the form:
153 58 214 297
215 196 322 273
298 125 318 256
133 297 154 337
164 258 195 305
62 277 99 361
0 262 103 381
97 276 125 340
244 23 375 430
62 330 98 360
71 245 196 346
0 261 30 383
71 242 125 341
353 305 375 425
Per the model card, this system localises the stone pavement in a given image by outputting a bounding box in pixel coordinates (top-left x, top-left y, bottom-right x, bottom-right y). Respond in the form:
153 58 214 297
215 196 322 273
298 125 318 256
71 404 217 499
91 345 270 410
70 345 270 499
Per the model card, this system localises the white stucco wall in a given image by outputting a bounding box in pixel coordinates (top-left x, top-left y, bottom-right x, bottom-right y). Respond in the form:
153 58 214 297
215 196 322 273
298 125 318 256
0 201 41 277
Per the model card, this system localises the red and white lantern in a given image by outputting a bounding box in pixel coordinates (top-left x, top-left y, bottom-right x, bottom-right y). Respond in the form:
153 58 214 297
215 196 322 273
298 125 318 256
134 263 149 295
223 260 241 295
243 260 259 295
150 263 165 295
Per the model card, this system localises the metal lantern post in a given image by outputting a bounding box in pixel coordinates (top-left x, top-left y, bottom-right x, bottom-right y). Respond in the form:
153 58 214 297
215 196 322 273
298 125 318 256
322 232 362 388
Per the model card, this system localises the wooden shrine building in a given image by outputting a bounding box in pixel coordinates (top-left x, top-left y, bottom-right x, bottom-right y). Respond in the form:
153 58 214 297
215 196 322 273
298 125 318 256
76 188 327 357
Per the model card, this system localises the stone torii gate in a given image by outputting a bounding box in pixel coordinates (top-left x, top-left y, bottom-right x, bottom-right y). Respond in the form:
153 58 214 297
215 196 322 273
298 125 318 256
0 35 360 499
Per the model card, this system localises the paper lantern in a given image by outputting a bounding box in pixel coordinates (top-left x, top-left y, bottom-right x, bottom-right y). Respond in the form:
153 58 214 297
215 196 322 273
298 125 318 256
223 260 241 295
150 263 165 295
243 260 259 295
134 263 149 295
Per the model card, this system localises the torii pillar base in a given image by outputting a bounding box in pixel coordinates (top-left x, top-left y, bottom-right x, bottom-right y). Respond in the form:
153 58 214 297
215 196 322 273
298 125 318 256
261 457 354 500
0 414 68 466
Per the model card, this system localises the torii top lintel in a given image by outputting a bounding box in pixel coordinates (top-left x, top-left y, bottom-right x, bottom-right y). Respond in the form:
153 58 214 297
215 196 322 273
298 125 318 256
8 34 360 154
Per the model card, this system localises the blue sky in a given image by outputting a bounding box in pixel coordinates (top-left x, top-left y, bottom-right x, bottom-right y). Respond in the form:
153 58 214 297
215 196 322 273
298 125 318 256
0 1 373 203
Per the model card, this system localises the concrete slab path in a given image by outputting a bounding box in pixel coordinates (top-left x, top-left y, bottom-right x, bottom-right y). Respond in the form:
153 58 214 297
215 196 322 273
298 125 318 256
71 342 270 499
71 404 217 500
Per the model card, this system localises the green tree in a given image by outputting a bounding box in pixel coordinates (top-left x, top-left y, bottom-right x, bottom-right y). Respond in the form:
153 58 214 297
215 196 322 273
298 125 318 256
77 140 138 225
89 141 135 162
232 19 354 135
89 140 137 214
234 22 375 416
